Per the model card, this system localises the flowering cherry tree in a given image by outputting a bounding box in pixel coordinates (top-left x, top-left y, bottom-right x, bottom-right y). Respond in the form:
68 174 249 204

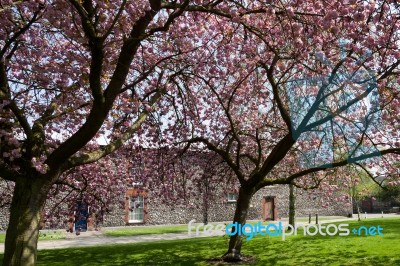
39 145 236 230
0 0 241 265
1 0 400 265
153 0 400 261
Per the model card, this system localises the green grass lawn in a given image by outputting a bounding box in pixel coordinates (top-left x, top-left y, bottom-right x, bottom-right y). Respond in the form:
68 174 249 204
103 216 351 237
1 220 329 242
0 231 65 244
291 216 350 223
1 218 399 265
103 225 190 237
0 216 354 241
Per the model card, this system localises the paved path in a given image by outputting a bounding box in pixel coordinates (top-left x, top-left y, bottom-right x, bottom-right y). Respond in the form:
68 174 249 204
0 214 398 252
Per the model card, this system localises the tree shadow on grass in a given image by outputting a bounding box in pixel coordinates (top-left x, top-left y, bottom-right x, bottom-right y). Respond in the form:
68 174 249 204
1 219 399 265
243 218 400 266
31 237 227 266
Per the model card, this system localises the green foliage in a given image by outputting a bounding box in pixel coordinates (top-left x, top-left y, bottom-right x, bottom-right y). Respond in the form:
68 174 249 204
376 186 400 203
350 170 382 201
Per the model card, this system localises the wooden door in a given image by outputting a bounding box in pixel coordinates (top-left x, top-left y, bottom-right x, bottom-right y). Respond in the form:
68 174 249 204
263 197 275 220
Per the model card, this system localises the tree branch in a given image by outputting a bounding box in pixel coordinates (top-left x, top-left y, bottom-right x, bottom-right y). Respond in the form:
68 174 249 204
67 88 164 167
178 137 246 184
355 163 386 189
45 1 164 169
257 148 400 188
261 58 292 130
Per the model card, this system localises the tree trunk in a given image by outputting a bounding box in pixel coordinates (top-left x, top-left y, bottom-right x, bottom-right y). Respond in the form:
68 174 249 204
2 177 52 266
288 183 295 228
202 179 209 225
223 187 253 262
202 197 208 225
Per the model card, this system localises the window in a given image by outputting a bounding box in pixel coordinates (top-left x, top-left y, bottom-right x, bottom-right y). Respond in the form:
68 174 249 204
132 181 143 186
129 195 144 223
227 193 238 203
125 188 147 224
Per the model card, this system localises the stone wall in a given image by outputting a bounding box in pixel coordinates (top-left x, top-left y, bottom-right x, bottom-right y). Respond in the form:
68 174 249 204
101 184 352 227
0 207 9 231
0 184 352 230
245 185 352 221
0 180 11 231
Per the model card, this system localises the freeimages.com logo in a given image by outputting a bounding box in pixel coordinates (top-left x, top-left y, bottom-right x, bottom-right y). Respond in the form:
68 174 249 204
188 220 383 241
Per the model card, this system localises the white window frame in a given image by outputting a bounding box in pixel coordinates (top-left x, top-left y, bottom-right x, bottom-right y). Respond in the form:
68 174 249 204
227 193 238 203
132 181 143 186
129 195 144 223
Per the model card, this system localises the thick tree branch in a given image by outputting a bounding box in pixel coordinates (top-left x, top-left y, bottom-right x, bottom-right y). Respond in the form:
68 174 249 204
257 148 400 189
261 59 292 130
249 134 296 187
45 1 164 170
68 0 97 39
178 137 246 184
67 89 164 167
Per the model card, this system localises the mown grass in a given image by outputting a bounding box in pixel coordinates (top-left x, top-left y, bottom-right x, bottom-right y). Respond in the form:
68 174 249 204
0 231 65 244
103 225 189 237
0 216 351 241
1 218 399 265
103 216 351 237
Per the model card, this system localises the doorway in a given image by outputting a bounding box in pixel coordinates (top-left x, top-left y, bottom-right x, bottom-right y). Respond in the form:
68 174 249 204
75 201 88 232
262 196 276 221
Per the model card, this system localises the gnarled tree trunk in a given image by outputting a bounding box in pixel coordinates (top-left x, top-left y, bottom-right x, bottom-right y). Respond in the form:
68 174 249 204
2 176 52 266
223 186 253 262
